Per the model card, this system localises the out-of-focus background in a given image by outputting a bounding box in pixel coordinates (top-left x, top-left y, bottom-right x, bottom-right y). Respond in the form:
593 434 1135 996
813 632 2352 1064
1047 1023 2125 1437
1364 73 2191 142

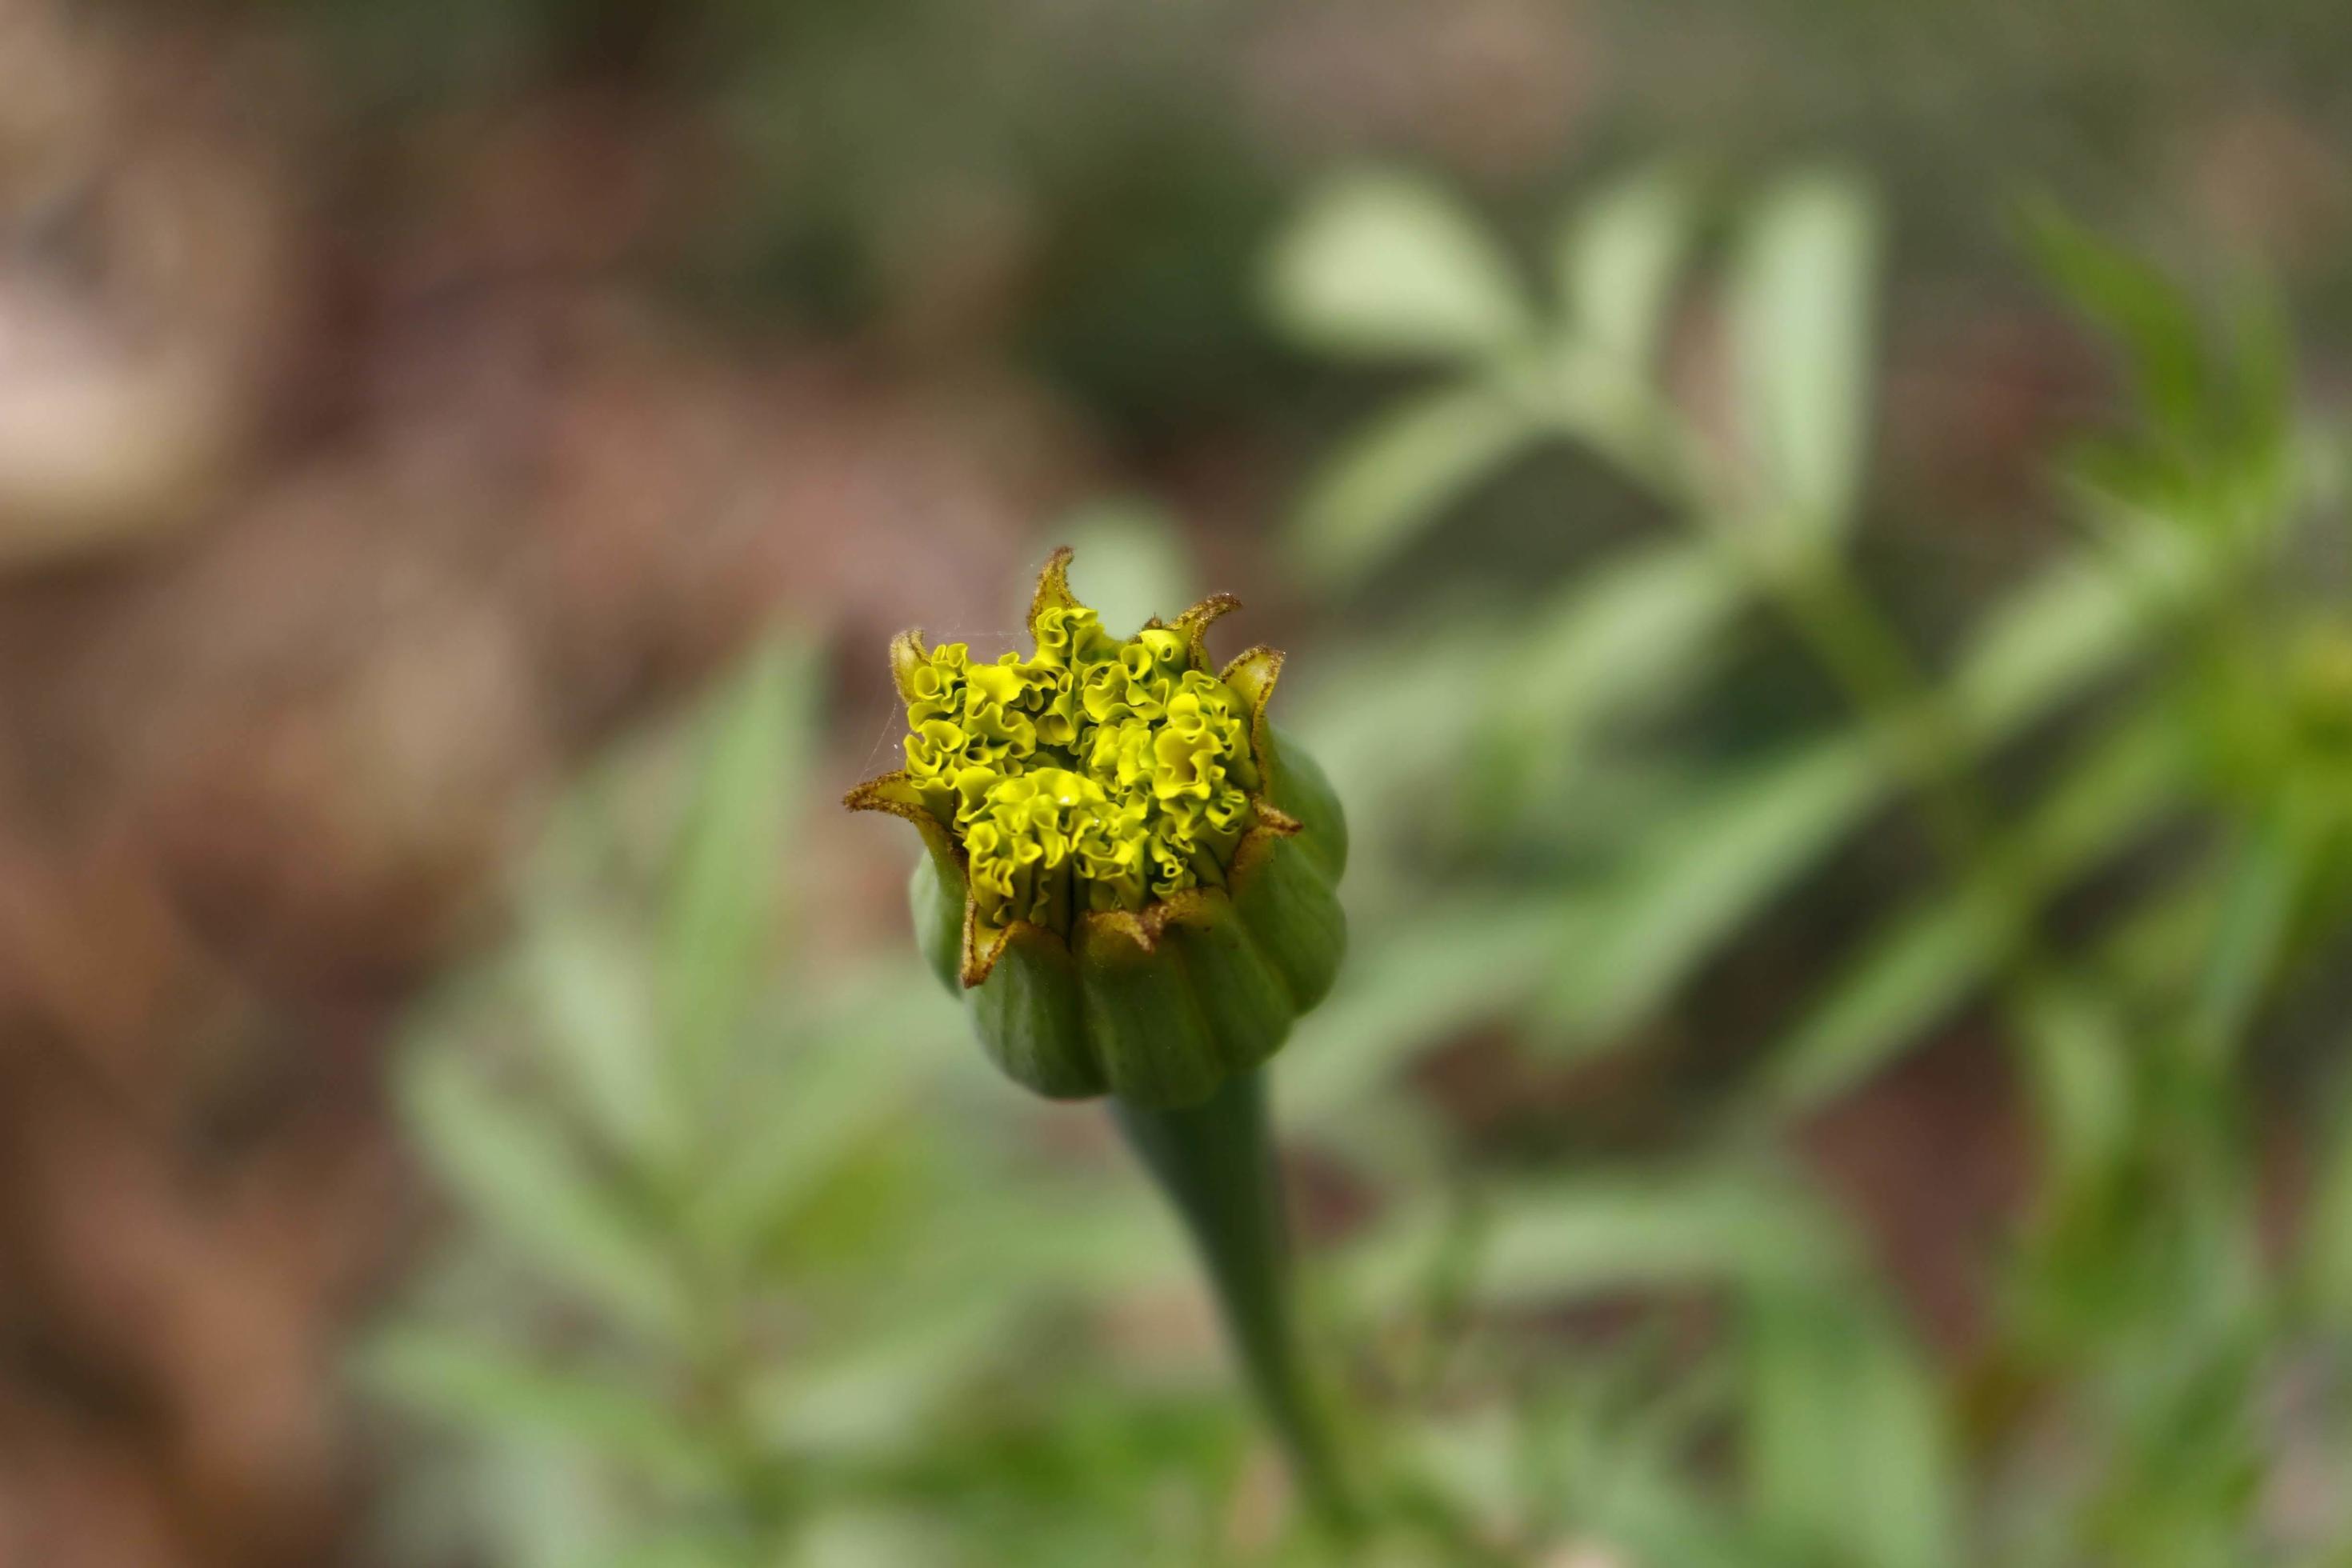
5 1 2352 1563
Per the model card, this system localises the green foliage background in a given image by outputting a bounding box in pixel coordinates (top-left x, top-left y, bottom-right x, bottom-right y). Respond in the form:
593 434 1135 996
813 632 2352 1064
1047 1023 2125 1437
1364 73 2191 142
330 3 2352 1563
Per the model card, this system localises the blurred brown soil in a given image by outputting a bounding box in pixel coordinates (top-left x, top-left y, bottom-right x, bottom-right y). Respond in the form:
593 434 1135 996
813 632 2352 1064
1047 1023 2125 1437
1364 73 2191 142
0 6 1082 1562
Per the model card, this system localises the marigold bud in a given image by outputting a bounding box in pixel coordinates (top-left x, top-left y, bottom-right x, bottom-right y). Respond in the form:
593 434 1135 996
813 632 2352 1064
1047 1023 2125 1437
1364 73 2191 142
846 548 1348 1107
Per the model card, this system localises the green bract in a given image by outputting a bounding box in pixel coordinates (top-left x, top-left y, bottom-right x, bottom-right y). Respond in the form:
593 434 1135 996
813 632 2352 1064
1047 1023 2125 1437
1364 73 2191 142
846 549 1347 1108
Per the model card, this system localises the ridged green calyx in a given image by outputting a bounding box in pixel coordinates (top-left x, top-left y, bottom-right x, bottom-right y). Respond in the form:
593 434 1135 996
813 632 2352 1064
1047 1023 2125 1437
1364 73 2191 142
845 548 1348 1109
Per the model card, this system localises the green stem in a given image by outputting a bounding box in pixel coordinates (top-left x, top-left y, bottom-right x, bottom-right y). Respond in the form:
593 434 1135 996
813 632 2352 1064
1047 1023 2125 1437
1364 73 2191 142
1762 550 2122 1143
1110 1069 1357 1535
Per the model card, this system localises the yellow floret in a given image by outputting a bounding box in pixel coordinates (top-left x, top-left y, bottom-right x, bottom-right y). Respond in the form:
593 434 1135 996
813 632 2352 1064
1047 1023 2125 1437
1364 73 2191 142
898 611 1262 931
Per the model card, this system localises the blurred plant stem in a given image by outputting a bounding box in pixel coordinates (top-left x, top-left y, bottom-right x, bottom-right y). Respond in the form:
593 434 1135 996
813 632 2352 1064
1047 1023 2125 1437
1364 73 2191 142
1763 546 2141 1177
1110 1070 1359 1538
1761 546 1994 860
1634 416 2138 1190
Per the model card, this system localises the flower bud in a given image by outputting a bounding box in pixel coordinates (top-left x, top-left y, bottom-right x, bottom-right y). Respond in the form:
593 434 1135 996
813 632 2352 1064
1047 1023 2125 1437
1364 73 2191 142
847 549 1347 1108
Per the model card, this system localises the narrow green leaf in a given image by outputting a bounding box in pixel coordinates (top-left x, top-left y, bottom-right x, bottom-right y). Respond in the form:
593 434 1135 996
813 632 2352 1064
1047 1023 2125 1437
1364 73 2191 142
1546 734 1882 1038
1590 1489 1762 1568
1293 621 1501 854
692 1007 926 1255
526 913 678 1170
594 1538 748 1568
2010 974 2134 1186
2190 804 2311 1063
1946 546 2166 742
1407 1405 1522 1531
660 635 813 1098
748 1189 1182 1454
750 1294 1022 1456
474 1445 623 1568
1768 708 2188 1110
1537 534 2191 1054
1746 1290 1958 1568
2097 851 2222 1005
361 1326 724 1487
1506 539 1746 742
2023 202 2210 439
2296 1066 2352 1318
769 1514 953 1568
1288 382 1539 587
1557 162 1696 376
929 1184 1186 1298
1770 891 2005 1111
1729 170 1879 536
398 1046 692 1346
1265 170 1534 362
1474 1170 1846 1305
1284 898 1566 1122
1473 540 1745 832
1540 1357 1761 1565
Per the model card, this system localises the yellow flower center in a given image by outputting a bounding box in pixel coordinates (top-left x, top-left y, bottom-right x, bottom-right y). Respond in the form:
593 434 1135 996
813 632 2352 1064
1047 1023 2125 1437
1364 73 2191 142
899 604 1259 930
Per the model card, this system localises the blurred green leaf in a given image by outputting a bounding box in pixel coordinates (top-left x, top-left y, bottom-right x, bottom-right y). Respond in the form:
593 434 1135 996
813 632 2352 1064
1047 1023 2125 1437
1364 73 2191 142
2025 202 2210 441
1054 499 1199 635
1947 544 2176 743
752 1294 1022 1456
526 912 679 1172
2212 281 2297 491
1473 540 1745 835
1770 887 2005 1108
2296 1064 2352 1317
1294 618 1502 878
1545 733 1882 1039
363 1326 726 1488
790 1513 961 1568
1583 1492 1760 1568
1474 1169 1847 1305
661 634 814 1099
1288 383 1541 588
599 1538 752 1568
1729 170 1879 536
1265 170 1533 362
399 1045 694 1347
753 1182 1181 1454
1283 898 1566 1122
1768 707 2188 1110
2189 804 2310 1063
1505 539 1746 745
1746 1290 1958 1568
936 1186 1185 1296
1551 1360 1762 1567
2095 853 2222 1008
692 979 932 1256
1404 1403 1522 1536
478 1445 634 1568
1532 360 2219 1059
364 154 2352 1565
1556 162 1696 378
2010 975 2134 1187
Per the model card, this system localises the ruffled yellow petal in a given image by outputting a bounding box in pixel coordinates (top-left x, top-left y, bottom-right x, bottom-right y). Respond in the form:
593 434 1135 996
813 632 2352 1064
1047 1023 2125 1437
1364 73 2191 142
851 548 1290 970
